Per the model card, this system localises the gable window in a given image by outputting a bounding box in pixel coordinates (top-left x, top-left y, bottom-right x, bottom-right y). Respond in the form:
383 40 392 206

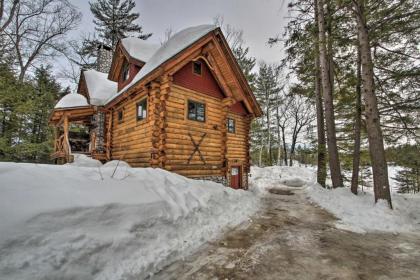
192 61 202 76
187 100 205 122
117 110 123 123
121 62 130 81
227 118 235 133
136 98 147 121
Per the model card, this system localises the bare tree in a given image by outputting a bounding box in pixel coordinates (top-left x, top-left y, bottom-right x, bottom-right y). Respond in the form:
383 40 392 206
288 96 315 166
160 27 174 45
58 33 100 89
213 15 244 50
0 0 18 32
275 88 289 165
4 0 80 81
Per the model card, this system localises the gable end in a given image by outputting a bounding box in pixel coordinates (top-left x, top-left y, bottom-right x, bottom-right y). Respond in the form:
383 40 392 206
173 59 225 99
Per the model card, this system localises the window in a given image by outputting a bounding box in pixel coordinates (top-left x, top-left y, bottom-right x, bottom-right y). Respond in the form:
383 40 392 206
227 118 235 133
121 62 130 81
192 61 202 75
187 100 205 122
117 110 123 123
136 99 147 121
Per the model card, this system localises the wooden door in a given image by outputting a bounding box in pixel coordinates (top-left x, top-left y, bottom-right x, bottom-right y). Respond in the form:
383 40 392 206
230 166 241 189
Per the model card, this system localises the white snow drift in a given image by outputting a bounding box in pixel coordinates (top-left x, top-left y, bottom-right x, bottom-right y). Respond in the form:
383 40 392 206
307 183 420 234
250 165 420 234
0 156 258 280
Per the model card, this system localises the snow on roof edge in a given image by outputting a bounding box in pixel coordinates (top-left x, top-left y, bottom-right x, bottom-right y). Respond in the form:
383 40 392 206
121 37 159 63
55 93 89 109
83 69 118 106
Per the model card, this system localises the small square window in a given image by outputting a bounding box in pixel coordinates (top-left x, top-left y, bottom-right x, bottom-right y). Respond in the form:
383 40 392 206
193 61 202 75
117 110 123 123
227 118 235 133
137 99 147 121
187 100 205 122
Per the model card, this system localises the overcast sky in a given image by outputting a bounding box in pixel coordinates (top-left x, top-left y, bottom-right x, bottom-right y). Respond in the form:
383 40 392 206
60 0 289 88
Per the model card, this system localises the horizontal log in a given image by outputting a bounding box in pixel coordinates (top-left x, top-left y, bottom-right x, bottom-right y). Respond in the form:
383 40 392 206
169 164 223 171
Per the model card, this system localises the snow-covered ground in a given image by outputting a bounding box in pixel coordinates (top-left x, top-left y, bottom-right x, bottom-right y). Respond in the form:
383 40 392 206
1 158 418 279
0 156 258 279
250 165 420 234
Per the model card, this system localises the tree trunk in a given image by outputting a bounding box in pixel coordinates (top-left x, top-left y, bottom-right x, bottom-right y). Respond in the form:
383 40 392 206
276 101 282 165
316 0 343 188
351 41 362 195
353 0 392 208
281 127 288 165
266 101 272 166
314 0 327 188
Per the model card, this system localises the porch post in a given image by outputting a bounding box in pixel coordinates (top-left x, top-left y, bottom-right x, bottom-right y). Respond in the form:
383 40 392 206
53 126 58 153
63 114 70 162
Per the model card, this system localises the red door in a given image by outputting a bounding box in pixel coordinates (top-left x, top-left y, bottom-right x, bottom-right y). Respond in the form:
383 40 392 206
230 166 241 189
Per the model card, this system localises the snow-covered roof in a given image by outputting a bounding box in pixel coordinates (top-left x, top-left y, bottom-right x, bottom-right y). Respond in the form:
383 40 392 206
106 24 217 104
55 93 89 109
83 69 117 106
121 37 159 63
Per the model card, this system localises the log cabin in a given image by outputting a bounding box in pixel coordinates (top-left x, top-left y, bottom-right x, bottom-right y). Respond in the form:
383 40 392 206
49 25 262 189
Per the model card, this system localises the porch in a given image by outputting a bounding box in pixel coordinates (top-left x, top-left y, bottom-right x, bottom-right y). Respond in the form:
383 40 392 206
49 106 111 163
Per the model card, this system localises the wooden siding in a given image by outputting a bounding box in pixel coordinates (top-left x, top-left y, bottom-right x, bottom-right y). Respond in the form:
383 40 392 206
110 88 153 167
165 84 225 177
118 63 141 91
229 101 248 116
173 59 225 99
226 112 249 164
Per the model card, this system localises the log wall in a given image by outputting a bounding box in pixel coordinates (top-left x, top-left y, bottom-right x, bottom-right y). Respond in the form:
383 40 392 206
107 82 251 187
165 85 224 177
110 88 153 167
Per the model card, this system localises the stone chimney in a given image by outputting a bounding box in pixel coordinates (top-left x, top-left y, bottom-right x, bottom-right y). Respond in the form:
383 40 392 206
96 44 113 73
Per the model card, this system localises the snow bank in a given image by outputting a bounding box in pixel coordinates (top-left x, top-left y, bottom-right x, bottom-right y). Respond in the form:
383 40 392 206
249 165 315 194
55 93 89 109
250 165 420 234
307 184 420 234
67 153 102 167
0 159 258 279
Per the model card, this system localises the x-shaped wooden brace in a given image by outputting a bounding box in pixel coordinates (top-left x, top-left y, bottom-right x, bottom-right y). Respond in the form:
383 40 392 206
187 132 207 164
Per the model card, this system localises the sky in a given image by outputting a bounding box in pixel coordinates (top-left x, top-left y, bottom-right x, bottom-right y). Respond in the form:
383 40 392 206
59 0 290 88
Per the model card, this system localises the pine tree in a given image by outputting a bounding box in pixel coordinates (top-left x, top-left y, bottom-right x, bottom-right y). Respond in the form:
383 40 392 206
232 45 257 89
254 63 281 166
314 0 327 187
213 17 257 89
316 0 343 188
0 64 62 163
90 0 152 48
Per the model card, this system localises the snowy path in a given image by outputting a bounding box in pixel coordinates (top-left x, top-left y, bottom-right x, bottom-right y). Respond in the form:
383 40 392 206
153 186 420 280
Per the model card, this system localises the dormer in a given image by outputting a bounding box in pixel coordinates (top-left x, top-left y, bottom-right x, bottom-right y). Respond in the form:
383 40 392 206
108 37 159 91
